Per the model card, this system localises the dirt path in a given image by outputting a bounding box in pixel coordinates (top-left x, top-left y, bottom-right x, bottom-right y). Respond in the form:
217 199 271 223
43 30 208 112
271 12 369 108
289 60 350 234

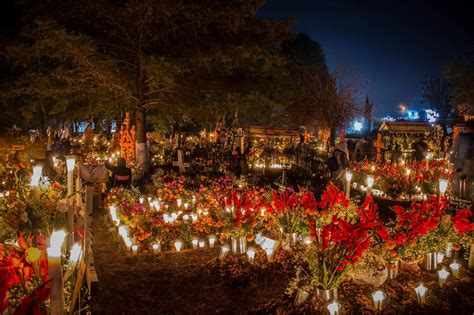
91 209 288 314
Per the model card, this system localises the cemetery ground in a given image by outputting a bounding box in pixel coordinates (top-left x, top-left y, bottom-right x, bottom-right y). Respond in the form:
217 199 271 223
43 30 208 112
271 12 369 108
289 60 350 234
91 204 289 314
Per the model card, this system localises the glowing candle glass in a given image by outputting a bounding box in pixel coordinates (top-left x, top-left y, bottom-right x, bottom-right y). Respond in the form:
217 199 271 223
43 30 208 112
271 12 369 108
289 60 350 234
414 284 428 304
66 156 76 172
438 268 449 287
327 301 341 315
69 243 82 266
345 170 352 198
449 261 461 277
208 235 216 248
174 239 183 252
192 238 199 249
367 175 374 188
439 179 448 197
219 245 230 259
152 242 161 254
372 290 385 311
436 252 444 264
246 247 256 263
132 245 138 255
199 239 206 248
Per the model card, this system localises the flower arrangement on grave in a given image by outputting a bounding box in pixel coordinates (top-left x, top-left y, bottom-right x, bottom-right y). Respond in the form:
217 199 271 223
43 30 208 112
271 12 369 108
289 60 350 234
0 237 50 314
305 184 359 230
302 194 385 290
378 197 449 262
267 188 315 234
215 189 266 241
1 170 66 243
412 207 474 260
350 160 452 199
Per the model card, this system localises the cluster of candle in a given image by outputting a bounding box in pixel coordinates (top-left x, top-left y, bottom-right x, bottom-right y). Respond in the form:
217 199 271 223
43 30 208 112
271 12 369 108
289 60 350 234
174 234 217 253
346 169 449 199
0 191 10 198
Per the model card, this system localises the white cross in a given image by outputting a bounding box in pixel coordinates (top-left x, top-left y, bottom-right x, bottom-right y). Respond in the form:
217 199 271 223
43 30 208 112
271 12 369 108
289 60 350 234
172 150 190 173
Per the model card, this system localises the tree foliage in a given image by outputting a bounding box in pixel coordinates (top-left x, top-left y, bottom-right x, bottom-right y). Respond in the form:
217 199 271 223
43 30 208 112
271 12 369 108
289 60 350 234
445 54 474 116
421 75 453 124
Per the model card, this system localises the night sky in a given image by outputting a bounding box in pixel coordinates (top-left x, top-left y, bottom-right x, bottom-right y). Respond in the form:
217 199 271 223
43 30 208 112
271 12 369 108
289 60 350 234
260 0 474 117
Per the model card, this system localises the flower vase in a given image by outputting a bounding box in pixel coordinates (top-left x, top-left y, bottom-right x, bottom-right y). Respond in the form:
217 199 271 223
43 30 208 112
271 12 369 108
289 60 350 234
238 236 247 254
423 252 438 271
445 242 453 258
316 287 338 302
283 232 298 248
294 288 310 306
230 236 247 254
386 260 399 279
231 236 238 254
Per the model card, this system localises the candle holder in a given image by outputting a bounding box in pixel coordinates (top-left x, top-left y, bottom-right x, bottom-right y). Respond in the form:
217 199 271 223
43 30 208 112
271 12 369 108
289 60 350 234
219 245 229 259
367 175 374 195
152 242 161 254
327 301 341 315
345 170 352 198
449 261 461 278
246 247 255 263
438 268 449 287
372 290 385 311
208 235 216 248
414 284 428 304
174 239 183 252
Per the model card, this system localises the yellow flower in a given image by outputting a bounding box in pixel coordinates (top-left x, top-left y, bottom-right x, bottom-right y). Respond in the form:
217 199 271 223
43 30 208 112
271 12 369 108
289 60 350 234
25 247 42 263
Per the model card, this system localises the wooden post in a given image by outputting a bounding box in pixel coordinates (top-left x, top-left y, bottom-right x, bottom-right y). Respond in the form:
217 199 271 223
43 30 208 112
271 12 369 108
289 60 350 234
84 186 94 266
76 175 82 207
469 243 474 270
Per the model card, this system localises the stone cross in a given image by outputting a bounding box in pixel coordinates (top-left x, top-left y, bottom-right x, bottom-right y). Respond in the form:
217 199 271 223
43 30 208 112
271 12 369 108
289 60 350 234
374 133 385 162
173 149 190 174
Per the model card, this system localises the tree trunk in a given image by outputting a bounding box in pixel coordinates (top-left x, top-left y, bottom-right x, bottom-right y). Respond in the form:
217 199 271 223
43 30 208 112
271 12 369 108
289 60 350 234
329 125 337 147
135 50 150 174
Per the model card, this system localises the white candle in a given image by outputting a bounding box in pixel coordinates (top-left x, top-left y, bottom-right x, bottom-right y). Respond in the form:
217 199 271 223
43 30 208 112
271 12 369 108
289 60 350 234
367 175 374 195
152 243 161 254
219 245 229 259
208 235 216 248
132 245 138 255
192 238 198 249
246 247 255 263
436 252 444 264
372 290 385 311
177 198 182 208
438 268 449 287
439 179 448 197
174 239 182 252
109 205 119 226
449 261 461 277
414 283 428 304
184 202 189 210
198 240 206 248
69 243 82 267
345 170 352 198
327 301 341 315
